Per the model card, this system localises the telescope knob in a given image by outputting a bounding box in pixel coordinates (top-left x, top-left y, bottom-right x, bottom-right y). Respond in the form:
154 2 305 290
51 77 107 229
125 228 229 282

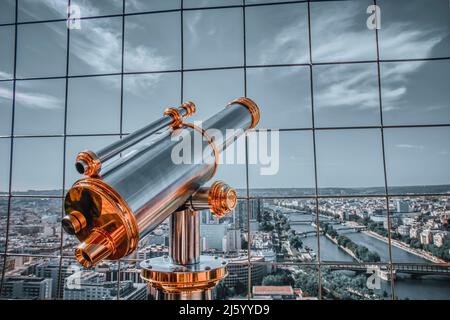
189 181 237 217
208 181 237 217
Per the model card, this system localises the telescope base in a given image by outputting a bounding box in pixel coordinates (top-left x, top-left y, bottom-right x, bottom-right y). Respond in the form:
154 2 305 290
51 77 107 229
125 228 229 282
140 255 228 300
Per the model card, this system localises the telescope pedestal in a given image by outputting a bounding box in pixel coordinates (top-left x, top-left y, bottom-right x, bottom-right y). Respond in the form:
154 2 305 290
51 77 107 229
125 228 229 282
141 254 227 300
140 209 228 300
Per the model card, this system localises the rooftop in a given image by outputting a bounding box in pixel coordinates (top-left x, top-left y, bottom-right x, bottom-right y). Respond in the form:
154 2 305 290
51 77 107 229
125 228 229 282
253 286 294 296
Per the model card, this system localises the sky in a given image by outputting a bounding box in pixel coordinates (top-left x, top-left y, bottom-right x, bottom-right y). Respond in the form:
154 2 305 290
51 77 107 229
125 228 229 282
0 0 449 194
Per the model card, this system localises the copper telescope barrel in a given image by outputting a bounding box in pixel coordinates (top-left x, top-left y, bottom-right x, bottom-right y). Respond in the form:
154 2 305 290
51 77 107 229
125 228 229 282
63 98 260 268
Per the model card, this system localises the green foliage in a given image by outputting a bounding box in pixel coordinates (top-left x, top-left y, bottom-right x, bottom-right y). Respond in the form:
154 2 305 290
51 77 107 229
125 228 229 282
259 220 274 232
234 280 247 295
320 267 381 300
294 267 319 297
215 282 231 299
289 235 303 250
288 231 303 250
262 270 295 287
425 239 450 261
322 222 381 262
328 229 338 238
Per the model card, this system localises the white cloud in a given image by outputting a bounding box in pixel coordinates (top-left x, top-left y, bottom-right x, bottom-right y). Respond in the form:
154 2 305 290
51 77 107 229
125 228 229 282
314 64 379 111
395 144 425 150
68 6 170 93
0 81 63 110
72 0 123 17
123 73 164 97
14 87 63 110
311 2 377 62
70 18 122 74
311 2 446 112
19 0 67 20
0 86 13 102
256 18 309 65
0 71 13 79
380 21 445 59
185 11 203 44
124 45 170 73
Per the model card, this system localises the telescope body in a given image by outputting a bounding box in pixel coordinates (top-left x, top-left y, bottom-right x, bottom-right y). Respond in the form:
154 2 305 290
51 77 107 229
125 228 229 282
75 102 196 177
63 98 259 268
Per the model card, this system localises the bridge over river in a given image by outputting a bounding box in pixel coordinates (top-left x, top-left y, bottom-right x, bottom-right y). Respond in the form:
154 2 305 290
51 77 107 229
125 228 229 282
328 263 450 276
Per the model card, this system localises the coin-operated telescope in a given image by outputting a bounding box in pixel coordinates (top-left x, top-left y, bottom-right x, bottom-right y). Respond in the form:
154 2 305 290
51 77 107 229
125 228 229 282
62 97 260 300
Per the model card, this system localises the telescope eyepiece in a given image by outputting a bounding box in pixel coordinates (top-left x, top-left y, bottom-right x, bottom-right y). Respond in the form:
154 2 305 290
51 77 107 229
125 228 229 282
75 227 115 268
75 150 101 177
62 211 87 235
75 161 87 175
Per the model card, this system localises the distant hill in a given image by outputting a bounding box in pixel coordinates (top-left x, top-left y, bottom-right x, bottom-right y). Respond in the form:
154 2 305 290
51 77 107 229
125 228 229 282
238 185 450 197
5 185 450 198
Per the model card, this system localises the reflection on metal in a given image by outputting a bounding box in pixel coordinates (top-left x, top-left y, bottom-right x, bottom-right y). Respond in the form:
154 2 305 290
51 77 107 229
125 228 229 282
180 122 220 180
75 101 197 177
62 97 260 299
229 97 260 129
169 209 201 266
187 181 237 217
141 255 227 300
63 178 139 268
75 150 101 178
167 181 237 266
141 182 236 300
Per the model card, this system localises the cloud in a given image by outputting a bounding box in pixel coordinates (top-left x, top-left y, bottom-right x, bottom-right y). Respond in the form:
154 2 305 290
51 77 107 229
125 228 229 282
185 10 203 44
0 81 63 110
0 86 13 102
0 71 13 79
123 18 171 73
123 73 164 97
15 91 63 110
18 0 68 20
310 1 447 112
256 17 309 65
395 144 425 150
70 18 123 74
2 90 63 111
125 0 144 12
65 4 171 95
73 0 122 17
380 21 445 59
2 1 172 111
381 60 434 111
426 104 448 112
314 64 379 111
311 2 377 62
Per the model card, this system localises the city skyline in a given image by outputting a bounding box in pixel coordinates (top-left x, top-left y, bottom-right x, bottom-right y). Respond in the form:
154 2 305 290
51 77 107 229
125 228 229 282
1 193 449 299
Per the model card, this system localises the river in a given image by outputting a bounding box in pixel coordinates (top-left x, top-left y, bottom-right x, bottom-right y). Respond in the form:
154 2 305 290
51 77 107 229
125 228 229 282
287 211 450 300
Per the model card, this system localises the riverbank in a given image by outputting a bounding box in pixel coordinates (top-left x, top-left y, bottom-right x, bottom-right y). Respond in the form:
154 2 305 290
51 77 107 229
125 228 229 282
362 230 445 263
324 234 361 263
